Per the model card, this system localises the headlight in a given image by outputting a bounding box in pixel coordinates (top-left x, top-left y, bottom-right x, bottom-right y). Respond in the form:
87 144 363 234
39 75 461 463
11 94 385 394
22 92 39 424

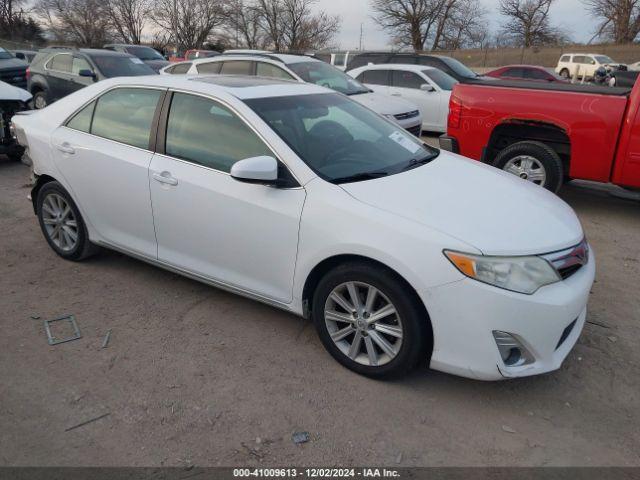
444 250 561 294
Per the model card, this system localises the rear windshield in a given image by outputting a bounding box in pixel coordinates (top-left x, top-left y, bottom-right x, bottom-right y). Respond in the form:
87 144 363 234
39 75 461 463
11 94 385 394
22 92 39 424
93 56 156 77
125 46 164 61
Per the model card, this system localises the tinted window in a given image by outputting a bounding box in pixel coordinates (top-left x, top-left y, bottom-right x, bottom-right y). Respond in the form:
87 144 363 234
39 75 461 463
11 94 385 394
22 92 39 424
525 68 550 80
171 62 192 74
72 57 92 75
165 93 272 172
0 47 12 60
125 46 164 61
560 55 570 62
49 54 72 72
439 57 478 79
256 62 294 80
358 69 389 86
66 101 96 133
391 56 417 64
196 61 222 74
91 88 161 148
333 53 346 67
288 61 370 95
220 60 253 75
92 56 156 77
392 70 423 89
422 70 457 90
502 67 525 78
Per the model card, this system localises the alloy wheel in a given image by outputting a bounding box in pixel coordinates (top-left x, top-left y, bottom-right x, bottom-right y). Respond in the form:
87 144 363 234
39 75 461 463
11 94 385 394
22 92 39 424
34 95 47 109
41 193 79 252
503 155 547 186
324 281 403 367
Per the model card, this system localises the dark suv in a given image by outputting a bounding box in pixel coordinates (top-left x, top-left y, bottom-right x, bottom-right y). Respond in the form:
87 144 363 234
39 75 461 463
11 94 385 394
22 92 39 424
346 52 482 82
104 44 169 72
28 48 156 109
0 47 29 89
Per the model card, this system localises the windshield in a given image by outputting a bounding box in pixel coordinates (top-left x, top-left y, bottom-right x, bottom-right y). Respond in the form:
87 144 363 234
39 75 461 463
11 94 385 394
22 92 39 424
440 57 478 79
245 93 439 184
423 69 458 90
0 48 13 60
288 61 370 95
93 56 156 77
125 46 164 61
595 55 614 64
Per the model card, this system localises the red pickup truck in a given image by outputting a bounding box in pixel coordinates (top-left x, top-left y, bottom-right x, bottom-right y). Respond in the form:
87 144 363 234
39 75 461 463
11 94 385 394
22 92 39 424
439 77 640 192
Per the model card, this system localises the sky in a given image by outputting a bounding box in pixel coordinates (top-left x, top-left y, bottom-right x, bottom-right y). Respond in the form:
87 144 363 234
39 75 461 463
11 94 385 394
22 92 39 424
319 0 597 50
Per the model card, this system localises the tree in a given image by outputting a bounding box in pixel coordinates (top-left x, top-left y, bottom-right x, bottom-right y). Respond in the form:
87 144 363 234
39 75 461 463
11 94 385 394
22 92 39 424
105 0 150 44
225 0 269 48
583 0 640 43
35 0 115 46
498 0 558 47
151 0 228 51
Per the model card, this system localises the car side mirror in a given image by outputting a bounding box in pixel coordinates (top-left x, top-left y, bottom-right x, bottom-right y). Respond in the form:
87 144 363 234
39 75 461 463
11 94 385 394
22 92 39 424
78 69 96 79
231 156 279 185
420 84 435 92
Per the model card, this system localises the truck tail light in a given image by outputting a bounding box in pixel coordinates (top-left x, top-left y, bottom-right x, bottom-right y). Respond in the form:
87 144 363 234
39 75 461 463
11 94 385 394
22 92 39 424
448 97 462 129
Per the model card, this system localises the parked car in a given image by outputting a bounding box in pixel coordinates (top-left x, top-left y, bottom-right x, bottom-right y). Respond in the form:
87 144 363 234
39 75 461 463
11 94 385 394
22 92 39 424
185 49 220 60
440 76 640 192
0 47 28 89
484 65 567 83
314 51 355 71
348 64 456 133
10 49 38 64
346 52 482 82
12 74 594 381
103 44 169 72
555 53 625 80
0 80 31 161
608 69 640 88
28 48 156 109
160 52 424 136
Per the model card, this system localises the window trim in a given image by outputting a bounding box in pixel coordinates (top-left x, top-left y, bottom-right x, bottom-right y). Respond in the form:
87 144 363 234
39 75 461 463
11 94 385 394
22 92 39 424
155 88 301 186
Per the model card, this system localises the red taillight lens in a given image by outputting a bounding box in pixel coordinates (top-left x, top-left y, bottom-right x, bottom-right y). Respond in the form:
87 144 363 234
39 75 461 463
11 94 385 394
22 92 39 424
25 67 30 81
448 97 461 129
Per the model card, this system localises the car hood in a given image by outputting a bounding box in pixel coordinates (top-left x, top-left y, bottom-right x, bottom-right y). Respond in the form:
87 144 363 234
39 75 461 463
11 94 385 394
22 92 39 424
144 59 171 72
0 80 31 102
350 91 418 116
0 57 28 70
340 152 584 256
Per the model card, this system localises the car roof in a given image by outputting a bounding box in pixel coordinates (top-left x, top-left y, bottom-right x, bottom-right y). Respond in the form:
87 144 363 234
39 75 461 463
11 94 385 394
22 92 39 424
213 52 318 65
353 63 437 72
40 48 134 57
96 74 330 100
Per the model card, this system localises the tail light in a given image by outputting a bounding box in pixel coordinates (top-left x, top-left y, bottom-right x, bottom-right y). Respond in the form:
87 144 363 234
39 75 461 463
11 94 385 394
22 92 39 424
448 97 462 129
25 67 30 82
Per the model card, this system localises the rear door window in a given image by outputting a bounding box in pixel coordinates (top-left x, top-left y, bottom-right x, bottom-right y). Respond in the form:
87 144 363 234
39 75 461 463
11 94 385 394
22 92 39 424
66 101 96 133
171 62 192 74
196 61 222 74
220 60 254 75
392 70 424 89
48 54 72 72
71 57 92 75
525 68 550 80
256 62 294 80
358 69 389 86
502 67 525 78
91 88 162 149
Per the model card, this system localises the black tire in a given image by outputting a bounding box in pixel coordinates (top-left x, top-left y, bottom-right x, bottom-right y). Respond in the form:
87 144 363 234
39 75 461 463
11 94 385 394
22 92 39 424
493 140 564 193
560 68 570 80
7 151 23 162
36 181 99 261
311 261 430 379
33 90 48 109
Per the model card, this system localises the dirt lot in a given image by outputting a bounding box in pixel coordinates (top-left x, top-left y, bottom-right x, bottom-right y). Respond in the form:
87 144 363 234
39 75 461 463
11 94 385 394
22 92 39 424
1 156 639 467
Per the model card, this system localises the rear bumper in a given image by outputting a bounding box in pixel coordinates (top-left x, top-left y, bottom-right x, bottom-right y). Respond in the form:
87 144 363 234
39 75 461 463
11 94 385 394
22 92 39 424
438 135 459 153
423 249 595 381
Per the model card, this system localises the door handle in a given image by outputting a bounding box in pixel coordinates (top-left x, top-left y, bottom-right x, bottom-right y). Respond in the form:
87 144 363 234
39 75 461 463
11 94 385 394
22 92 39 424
152 171 178 186
56 142 75 154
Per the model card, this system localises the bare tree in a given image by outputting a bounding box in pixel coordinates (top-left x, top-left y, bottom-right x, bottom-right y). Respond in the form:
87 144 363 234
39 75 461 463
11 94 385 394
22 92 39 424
35 0 114 46
498 0 558 47
151 0 228 51
431 0 487 50
225 0 268 48
105 0 149 44
583 0 640 43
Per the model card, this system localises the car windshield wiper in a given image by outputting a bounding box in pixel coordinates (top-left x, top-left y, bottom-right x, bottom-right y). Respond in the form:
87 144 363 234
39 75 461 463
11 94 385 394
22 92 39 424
401 154 438 172
346 90 371 96
332 171 389 184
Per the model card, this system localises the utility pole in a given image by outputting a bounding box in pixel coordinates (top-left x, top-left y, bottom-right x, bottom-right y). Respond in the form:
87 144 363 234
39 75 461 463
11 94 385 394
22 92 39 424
359 23 363 51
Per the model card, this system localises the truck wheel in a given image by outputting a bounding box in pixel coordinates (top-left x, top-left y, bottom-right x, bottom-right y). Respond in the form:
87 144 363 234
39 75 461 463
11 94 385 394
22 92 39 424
493 141 564 193
560 69 570 80
33 91 48 109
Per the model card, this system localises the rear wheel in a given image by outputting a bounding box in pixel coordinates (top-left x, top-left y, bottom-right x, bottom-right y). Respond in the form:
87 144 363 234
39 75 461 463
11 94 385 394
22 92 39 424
493 141 564 193
33 91 48 109
312 262 430 378
36 181 98 261
559 68 570 80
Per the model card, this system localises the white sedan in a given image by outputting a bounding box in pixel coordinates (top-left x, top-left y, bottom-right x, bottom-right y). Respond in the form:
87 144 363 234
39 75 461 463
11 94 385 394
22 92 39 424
13 75 594 380
348 64 457 133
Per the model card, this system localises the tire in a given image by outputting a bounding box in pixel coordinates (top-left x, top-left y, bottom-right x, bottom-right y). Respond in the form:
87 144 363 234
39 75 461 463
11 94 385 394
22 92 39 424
560 68 570 80
33 90 48 109
311 262 430 379
36 181 99 261
7 151 23 162
493 140 564 193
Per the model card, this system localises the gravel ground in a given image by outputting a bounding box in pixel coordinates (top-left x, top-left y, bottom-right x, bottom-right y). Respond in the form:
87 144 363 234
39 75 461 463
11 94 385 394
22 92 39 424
1 156 639 467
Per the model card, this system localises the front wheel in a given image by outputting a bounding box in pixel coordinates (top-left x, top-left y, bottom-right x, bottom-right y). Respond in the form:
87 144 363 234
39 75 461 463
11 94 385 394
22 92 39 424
493 141 564 193
559 68 570 80
312 262 430 378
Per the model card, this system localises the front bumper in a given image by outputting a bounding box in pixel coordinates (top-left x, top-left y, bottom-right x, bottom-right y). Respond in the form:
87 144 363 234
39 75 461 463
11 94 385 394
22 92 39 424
423 250 595 381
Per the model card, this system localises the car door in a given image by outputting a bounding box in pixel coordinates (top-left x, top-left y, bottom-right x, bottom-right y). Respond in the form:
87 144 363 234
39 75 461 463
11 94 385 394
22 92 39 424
390 70 439 130
149 91 306 303
45 53 74 101
69 55 96 92
50 87 164 258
